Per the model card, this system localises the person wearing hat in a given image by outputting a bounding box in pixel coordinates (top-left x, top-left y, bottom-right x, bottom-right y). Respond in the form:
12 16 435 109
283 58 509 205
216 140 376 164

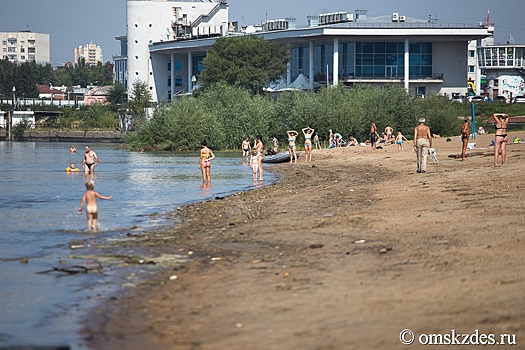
413 118 432 173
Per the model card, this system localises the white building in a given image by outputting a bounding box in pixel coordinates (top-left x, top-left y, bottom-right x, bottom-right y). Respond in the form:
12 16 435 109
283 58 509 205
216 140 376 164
126 0 229 101
126 2 492 102
0 31 50 64
74 41 103 66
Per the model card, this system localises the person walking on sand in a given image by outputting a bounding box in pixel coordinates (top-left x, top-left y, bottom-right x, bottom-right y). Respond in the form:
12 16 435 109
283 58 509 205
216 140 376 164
70 145 76 154
287 130 298 164
395 131 408 152
254 135 264 180
370 120 378 150
77 181 112 231
493 113 509 166
82 145 98 175
199 140 216 185
461 118 470 161
249 150 260 181
242 137 251 162
413 118 432 173
302 127 314 162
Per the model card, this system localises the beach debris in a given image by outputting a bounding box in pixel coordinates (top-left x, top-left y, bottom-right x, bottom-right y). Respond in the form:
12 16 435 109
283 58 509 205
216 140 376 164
235 323 243 328
324 213 333 218
308 243 324 249
252 259 263 264
20 257 29 264
36 264 102 274
283 272 290 277
188 251 194 256
58 259 67 264
169 275 178 281
69 240 85 249
379 247 392 254
211 257 222 261
353 239 366 244
215 196 224 200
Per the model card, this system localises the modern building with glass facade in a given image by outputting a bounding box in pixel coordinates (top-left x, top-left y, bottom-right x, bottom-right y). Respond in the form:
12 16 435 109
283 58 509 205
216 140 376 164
126 1 491 101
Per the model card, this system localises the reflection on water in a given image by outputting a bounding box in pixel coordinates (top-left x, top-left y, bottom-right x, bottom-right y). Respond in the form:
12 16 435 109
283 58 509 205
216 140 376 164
0 142 273 349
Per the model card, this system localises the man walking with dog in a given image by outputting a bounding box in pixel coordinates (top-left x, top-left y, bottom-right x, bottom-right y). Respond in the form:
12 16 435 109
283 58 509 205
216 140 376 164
414 118 432 173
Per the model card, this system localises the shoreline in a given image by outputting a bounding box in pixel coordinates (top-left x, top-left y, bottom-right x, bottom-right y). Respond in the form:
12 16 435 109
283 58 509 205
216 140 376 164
81 132 525 349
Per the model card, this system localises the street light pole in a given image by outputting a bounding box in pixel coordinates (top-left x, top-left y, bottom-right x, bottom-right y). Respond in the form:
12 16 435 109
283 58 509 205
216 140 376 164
50 83 53 106
12 86 16 107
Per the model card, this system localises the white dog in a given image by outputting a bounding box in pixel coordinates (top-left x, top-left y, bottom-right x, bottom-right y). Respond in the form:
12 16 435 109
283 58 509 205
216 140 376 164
428 148 439 163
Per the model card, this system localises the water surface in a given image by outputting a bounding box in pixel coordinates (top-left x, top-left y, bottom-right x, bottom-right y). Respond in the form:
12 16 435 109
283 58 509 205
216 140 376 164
0 142 273 348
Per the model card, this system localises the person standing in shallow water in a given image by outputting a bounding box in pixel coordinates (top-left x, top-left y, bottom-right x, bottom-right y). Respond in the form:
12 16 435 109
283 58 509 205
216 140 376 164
82 145 98 174
199 140 215 185
413 118 432 173
254 135 264 180
77 181 112 231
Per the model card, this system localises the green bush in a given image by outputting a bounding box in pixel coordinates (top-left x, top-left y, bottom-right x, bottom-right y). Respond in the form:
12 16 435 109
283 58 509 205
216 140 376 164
122 84 519 151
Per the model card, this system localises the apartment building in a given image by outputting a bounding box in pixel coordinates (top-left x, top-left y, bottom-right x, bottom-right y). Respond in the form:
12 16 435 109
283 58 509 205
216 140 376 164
74 42 103 66
0 31 50 64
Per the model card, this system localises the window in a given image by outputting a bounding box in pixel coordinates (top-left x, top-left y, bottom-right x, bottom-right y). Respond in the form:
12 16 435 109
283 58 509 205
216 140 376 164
20 41 25 45
175 59 183 71
2 48 6 52
8 47 16 52
355 41 404 78
2 41 6 45
168 59 171 71
415 86 426 97
28 47 35 53
469 50 475 58
468 65 475 73
20 56 25 60
20 48 25 53
175 76 183 87
28 40 35 46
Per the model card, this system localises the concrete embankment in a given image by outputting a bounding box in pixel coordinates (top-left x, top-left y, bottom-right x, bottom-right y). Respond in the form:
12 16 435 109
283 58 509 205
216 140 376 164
0 130 122 143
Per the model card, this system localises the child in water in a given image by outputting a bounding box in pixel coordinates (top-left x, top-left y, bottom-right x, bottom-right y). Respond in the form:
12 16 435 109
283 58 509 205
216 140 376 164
66 163 80 172
249 150 259 181
77 181 113 231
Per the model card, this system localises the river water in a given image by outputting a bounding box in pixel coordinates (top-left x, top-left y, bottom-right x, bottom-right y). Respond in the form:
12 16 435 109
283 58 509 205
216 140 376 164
0 142 273 349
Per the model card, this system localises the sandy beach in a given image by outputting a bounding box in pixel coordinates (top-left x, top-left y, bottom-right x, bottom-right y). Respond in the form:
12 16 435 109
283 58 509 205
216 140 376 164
82 131 525 349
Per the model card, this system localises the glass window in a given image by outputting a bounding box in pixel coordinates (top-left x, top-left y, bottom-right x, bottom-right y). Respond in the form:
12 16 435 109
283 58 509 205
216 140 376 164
386 42 398 53
362 42 373 53
175 76 183 87
469 50 475 58
168 59 171 71
175 59 183 71
28 40 35 46
374 42 385 53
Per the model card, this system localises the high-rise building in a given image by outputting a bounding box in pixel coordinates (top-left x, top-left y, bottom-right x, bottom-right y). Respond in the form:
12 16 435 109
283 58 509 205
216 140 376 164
0 31 50 64
74 42 103 66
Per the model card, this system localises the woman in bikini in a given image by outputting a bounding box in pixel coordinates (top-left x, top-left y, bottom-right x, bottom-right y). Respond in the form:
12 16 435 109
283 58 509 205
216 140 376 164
493 113 509 166
254 135 264 180
302 127 314 162
287 130 298 163
199 140 216 185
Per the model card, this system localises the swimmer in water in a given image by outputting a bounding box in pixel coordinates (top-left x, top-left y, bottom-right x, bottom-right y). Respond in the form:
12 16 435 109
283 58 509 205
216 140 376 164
66 163 80 172
77 181 113 231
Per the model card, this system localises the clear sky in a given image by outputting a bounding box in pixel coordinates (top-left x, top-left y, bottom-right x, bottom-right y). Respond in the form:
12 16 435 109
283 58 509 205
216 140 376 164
1 0 524 65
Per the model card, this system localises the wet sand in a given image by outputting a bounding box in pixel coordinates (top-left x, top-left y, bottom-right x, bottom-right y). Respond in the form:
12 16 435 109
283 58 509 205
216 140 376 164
82 132 525 349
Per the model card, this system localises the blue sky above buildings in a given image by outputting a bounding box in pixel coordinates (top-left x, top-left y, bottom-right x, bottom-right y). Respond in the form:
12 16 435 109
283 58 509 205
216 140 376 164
1 0 524 65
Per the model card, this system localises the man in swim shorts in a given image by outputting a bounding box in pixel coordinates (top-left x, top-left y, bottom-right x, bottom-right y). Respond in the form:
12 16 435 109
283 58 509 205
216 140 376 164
370 120 378 150
82 145 98 174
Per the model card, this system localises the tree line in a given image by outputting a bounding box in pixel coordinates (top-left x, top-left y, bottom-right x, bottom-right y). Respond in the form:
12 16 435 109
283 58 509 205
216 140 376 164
123 83 467 151
0 57 113 99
